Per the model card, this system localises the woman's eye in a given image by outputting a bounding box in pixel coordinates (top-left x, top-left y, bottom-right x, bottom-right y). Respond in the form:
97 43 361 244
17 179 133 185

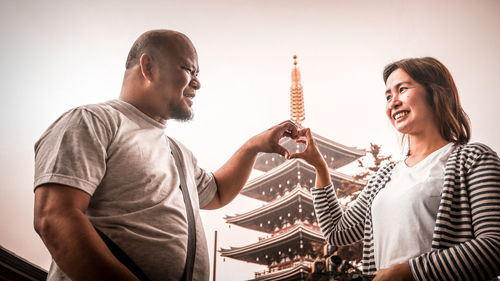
399 87 408 93
386 95 392 101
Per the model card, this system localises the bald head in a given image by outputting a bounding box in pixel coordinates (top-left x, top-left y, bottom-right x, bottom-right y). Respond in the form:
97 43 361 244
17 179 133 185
125 29 196 70
120 29 200 123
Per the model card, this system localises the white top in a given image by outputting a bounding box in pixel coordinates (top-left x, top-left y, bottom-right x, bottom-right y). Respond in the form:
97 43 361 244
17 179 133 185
371 142 455 269
34 100 217 281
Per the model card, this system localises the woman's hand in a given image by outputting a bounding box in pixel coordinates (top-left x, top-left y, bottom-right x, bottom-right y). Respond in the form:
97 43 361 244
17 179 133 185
289 128 332 188
289 128 324 167
374 262 413 281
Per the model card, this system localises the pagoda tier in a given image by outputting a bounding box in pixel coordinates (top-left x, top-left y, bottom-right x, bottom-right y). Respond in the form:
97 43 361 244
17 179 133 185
254 131 365 172
225 185 317 234
242 158 365 202
252 263 310 281
220 224 324 266
222 56 365 280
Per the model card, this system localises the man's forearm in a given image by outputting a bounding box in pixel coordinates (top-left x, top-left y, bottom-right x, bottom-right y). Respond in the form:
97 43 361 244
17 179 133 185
211 140 258 208
207 121 299 209
36 209 139 281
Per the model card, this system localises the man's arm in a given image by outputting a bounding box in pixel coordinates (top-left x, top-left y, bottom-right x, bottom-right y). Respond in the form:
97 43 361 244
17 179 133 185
34 184 140 281
203 121 298 210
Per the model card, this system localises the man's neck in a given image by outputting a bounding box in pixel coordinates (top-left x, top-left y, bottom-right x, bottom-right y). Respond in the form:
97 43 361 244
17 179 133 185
119 91 167 125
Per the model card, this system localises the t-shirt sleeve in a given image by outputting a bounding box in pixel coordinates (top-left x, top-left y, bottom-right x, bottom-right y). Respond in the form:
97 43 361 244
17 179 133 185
168 137 217 208
194 168 218 209
34 107 111 195
187 150 217 208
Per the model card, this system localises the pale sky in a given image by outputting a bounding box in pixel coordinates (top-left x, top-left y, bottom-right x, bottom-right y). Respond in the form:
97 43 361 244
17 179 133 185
1 0 499 280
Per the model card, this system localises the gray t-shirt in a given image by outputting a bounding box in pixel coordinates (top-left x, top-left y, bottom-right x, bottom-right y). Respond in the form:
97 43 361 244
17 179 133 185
34 99 217 281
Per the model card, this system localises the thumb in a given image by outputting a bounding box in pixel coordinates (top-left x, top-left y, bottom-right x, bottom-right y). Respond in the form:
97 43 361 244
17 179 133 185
289 151 306 160
275 144 290 159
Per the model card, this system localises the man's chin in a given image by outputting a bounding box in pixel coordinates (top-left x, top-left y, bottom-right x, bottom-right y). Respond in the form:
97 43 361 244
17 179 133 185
171 111 194 122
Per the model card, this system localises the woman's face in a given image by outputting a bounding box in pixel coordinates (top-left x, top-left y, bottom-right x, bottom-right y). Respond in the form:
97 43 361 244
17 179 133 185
385 69 438 136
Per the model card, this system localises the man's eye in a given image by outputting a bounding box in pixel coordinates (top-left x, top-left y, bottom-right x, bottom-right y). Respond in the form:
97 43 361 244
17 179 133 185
386 95 392 101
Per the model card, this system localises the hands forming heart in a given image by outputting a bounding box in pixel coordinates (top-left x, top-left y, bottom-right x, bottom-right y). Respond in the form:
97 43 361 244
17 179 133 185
289 128 326 170
251 120 326 171
250 120 299 158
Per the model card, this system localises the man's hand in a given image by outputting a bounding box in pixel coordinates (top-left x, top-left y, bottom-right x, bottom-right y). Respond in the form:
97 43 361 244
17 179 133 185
206 120 299 209
374 262 413 281
246 120 299 158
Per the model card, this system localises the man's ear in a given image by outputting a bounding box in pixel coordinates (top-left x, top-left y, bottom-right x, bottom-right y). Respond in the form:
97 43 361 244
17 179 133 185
139 53 155 82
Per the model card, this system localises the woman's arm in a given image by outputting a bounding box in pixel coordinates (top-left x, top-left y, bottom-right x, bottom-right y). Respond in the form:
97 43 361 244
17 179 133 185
290 128 368 246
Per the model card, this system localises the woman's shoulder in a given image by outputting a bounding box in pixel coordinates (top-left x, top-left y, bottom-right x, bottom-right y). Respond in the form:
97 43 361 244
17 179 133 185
365 161 398 186
454 142 498 157
448 142 500 173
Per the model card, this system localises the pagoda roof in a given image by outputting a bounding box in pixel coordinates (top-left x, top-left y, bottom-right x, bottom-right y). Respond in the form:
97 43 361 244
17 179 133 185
251 263 310 281
254 131 365 172
225 186 317 233
220 224 324 265
0 245 47 280
242 158 365 202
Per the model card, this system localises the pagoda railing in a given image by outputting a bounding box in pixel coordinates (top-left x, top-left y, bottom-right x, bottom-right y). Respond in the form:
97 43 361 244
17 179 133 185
274 184 310 199
254 259 314 278
257 222 320 241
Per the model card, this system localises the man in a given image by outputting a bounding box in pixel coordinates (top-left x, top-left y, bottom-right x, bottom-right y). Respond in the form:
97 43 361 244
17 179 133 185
33 29 299 281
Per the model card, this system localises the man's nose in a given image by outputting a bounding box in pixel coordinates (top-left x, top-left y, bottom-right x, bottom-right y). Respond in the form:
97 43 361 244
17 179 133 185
190 77 200 90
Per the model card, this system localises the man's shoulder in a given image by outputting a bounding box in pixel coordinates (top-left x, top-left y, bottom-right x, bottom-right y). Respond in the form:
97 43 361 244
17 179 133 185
57 100 124 130
167 136 197 161
167 136 192 153
76 100 121 119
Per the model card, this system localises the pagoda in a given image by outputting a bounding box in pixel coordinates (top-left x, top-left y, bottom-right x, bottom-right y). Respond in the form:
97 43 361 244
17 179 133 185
220 56 366 281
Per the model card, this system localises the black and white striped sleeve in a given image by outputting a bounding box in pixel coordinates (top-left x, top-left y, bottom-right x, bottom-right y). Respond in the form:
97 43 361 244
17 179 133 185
312 183 369 246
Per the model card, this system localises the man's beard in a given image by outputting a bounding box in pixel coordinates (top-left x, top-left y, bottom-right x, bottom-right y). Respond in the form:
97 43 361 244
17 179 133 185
170 105 194 122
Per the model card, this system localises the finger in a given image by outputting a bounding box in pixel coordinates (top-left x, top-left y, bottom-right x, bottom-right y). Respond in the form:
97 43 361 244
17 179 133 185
280 120 299 138
288 152 306 159
303 128 316 144
275 144 290 158
295 139 307 144
279 119 298 127
283 128 298 139
283 130 296 139
296 127 310 138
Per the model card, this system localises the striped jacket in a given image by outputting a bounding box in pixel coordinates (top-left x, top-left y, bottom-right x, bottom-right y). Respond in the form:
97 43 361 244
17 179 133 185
311 143 500 281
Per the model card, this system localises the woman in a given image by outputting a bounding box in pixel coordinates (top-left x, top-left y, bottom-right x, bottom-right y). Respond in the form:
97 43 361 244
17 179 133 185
290 57 500 281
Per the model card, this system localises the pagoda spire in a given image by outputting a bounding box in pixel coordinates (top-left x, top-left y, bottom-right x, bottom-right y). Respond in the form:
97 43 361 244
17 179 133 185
290 55 305 126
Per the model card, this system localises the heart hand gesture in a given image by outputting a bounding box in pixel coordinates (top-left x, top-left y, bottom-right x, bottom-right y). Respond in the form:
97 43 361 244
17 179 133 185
289 128 332 188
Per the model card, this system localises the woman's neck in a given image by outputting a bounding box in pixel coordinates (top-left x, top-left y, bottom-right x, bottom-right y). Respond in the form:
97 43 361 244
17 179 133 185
405 132 449 167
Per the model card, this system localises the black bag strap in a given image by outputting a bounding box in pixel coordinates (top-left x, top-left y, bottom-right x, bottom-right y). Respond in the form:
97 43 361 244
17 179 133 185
94 226 151 281
168 136 197 281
